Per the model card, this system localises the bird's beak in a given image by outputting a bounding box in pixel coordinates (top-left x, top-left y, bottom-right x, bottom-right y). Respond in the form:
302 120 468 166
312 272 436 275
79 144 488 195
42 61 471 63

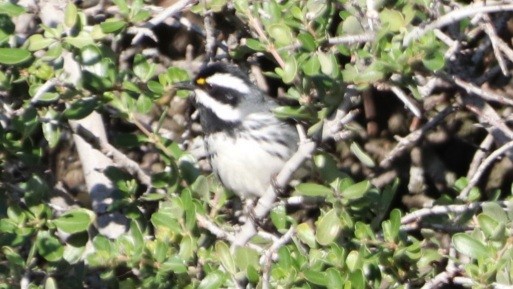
173 81 195 91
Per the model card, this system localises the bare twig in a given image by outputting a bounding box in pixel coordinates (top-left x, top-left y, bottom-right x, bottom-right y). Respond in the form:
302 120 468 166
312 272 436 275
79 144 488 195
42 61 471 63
452 76 513 107
459 140 513 200
261 227 295 289
321 86 360 141
380 106 457 168
403 2 513 46
466 134 494 179
389 85 422 118
401 201 510 225
196 214 264 253
232 138 316 248
204 12 216 61
131 0 197 44
31 78 59 105
245 12 285 68
72 124 153 190
460 93 513 148
327 32 375 45
481 15 508 75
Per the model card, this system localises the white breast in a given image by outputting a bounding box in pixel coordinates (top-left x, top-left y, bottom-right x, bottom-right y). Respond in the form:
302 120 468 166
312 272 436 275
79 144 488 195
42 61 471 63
205 115 296 198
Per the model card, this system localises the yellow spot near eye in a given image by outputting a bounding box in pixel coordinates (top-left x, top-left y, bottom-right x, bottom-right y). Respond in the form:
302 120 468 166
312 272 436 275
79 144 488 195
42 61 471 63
196 78 206 85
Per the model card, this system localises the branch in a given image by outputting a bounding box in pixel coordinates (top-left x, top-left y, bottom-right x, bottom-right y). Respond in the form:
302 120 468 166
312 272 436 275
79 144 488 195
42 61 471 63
403 2 513 46
460 93 513 148
261 227 295 289
196 214 264 253
327 32 375 45
72 124 153 191
400 201 510 225
452 76 513 107
458 140 513 200
380 105 457 168
232 138 316 248
131 0 197 44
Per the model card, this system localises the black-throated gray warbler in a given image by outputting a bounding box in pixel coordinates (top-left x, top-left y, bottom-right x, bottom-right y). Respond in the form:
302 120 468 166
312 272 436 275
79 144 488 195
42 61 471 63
177 63 299 199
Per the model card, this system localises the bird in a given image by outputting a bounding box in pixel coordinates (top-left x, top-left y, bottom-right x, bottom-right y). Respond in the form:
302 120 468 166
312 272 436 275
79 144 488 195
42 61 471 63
177 62 300 199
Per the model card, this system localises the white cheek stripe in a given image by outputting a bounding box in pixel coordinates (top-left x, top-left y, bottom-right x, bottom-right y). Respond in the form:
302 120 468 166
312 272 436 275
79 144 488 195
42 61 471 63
206 73 250 94
195 89 241 121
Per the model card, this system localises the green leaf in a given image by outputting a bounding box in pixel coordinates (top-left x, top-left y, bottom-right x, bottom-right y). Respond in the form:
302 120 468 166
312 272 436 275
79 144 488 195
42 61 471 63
422 49 445 71
27 34 56 51
42 109 61 148
281 57 297 84
477 214 503 239
0 2 25 16
290 5 303 20
297 223 316 248
53 208 94 234
245 38 266 52
216 241 236 274
316 209 341 246
36 92 60 103
151 210 181 232
64 3 78 28
197 270 226 289
131 10 152 23
64 98 98 120
326 268 344 289
273 105 312 120
350 142 375 167
65 32 95 48
100 18 127 34
379 9 405 32
304 270 327 286
452 233 489 259
345 250 361 271
112 0 129 14
0 48 31 65
37 231 64 262
130 221 144 258
160 257 188 273
341 15 364 35
349 269 365 289
270 205 287 230
295 183 332 197
45 277 57 289
133 54 156 81
342 180 370 200
234 247 259 271
482 202 508 223
382 209 401 242
136 94 153 114
298 33 316 52
147 80 164 94
178 235 195 261
302 55 321 76
268 23 293 46
318 51 333 76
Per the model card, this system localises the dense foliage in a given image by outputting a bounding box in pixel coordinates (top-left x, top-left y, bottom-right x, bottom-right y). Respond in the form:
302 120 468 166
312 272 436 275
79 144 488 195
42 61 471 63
1 0 513 288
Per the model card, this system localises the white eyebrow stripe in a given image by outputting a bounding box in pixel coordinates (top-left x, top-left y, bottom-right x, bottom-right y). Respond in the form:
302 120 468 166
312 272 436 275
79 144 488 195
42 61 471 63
206 73 251 94
195 89 242 122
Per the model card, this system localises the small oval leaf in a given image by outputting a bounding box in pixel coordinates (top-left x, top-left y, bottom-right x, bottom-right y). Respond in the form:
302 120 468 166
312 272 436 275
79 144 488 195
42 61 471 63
53 208 94 234
452 233 489 259
316 209 341 246
0 48 31 65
